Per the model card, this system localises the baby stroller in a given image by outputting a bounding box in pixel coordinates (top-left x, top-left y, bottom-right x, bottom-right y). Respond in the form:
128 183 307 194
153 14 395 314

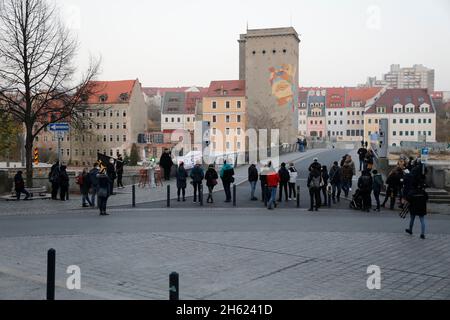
349 189 363 210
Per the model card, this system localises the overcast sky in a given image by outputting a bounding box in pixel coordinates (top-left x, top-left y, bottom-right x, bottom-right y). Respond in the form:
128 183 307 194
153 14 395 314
59 0 450 90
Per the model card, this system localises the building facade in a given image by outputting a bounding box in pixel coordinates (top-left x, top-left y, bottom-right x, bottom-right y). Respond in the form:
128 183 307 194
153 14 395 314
306 89 327 138
383 64 435 92
364 88 436 146
202 80 246 155
239 27 300 145
325 88 346 140
35 79 148 166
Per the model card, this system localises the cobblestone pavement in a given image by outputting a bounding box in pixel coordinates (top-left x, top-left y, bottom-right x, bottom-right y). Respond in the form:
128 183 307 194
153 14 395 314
1 219 450 300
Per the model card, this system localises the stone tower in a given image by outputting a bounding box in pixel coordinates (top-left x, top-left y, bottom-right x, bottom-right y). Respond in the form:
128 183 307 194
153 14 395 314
239 27 300 145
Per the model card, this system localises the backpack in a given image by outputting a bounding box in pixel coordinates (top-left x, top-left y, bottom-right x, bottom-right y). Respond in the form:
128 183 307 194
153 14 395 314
311 175 321 189
76 174 84 185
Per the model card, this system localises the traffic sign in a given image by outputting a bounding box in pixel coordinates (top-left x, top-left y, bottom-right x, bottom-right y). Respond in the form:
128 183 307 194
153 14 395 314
48 123 70 132
421 147 429 162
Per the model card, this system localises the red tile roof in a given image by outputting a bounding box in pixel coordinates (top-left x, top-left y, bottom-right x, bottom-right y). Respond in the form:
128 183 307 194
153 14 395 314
143 87 208 97
185 91 206 113
326 87 346 108
87 80 137 104
365 88 433 114
206 80 245 97
344 87 382 107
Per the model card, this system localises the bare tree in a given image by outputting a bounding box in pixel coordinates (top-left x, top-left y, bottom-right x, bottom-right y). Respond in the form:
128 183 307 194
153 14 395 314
0 0 100 186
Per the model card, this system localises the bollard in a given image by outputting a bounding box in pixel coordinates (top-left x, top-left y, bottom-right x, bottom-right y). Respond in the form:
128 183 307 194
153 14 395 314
199 184 203 206
167 185 170 208
169 272 179 301
47 248 56 300
132 184 136 208
233 184 237 207
297 186 300 208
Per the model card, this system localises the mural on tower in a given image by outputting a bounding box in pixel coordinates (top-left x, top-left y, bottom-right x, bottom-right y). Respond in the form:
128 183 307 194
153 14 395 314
269 64 297 110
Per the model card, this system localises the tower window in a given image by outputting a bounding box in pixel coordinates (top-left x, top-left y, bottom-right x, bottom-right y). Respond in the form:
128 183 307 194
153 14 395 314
252 51 256 55
283 49 287 53
262 50 266 54
272 50 276 54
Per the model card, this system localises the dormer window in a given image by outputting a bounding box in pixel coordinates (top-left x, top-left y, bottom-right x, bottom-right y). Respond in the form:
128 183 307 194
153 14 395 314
99 94 108 103
119 93 129 102
223 90 228 96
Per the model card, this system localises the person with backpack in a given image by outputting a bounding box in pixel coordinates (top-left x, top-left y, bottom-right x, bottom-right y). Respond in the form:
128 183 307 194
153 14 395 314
364 150 375 172
205 164 219 204
190 162 205 203
97 168 112 216
266 170 280 210
278 162 290 203
77 168 92 208
49 161 60 200
329 161 342 204
59 165 69 201
307 168 322 211
89 163 100 208
372 170 384 212
220 160 235 203
176 162 188 202
358 169 373 212
14 171 30 200
248 164 259 201
106 159 117 196
405 184 429 239
288 163 298 200
320 165 330 206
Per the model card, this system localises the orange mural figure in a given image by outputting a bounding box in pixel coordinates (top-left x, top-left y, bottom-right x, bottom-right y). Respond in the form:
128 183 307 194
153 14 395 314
269 64 296 108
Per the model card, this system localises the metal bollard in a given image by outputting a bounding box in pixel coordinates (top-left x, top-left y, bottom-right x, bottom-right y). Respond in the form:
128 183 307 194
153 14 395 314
167 185 170 208
132 184 136 208
297 186 300 208
47 248 56 300
199 184 203 206
233 184 237 207
169 272 179 301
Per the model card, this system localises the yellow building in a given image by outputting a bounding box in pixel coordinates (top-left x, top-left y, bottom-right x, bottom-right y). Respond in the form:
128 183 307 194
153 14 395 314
202 80 246 155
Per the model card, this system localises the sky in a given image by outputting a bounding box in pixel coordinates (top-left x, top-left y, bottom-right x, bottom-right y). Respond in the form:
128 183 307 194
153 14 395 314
59 0 450 90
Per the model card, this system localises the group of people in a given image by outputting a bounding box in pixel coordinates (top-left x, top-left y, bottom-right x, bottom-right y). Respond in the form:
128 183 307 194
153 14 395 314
175 160 235 203
297 138 308 153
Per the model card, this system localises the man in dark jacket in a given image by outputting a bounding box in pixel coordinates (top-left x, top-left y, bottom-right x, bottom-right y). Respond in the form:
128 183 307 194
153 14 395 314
106 159 117 196
308 158 321 172
89 163 100 207
49 161 60 200
116 155 124 188
248 164 259 201
357 145 368 172
59 166 70 201
190 162 204 203
358 170 373 212
372 170 384 212
14 171 30 200
278 163 290 202
78 168 92 207
307 168 322 211
220 161 235 203
382 168 401 210
160 149 174 181
405 185 428 239
176 162 188 202
329 161 342 203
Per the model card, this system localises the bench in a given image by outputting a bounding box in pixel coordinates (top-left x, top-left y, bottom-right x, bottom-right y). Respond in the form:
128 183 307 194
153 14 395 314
11 186 48 198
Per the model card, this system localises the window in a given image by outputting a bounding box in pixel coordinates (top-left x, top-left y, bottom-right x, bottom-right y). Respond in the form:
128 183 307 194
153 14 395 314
237 101 241 109
237 128 241 135
226 101 230 109
116 111 120 117
177 117 181 123
116 135 120 142
428 131 432 136
393 131 397 136
393 119 397 124
368 119 372 124
405 119 409 124
400 119 403 124
212 116 217 123
226 115 230 123
187 117 190 122
226 128 230 135
123 111 127 117
237 115 241 123
116 123 120 129
237 142 241 149
400 131 403 136
110 123 113 129
171 118 174 123
110 135 113 142
411 131 414 136
103 123 107 129
123 135 127 142
428 119 432 124
212 128 217 135
123 123 127 129
103 135 107 142
418 119 421 124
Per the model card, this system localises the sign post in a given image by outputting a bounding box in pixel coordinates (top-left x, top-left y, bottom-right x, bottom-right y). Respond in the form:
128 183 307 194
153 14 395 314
48 123 70 164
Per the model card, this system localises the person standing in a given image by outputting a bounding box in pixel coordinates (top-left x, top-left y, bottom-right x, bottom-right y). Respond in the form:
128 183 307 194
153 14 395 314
14 171 30 200
308 158 321 172
259 163 270 203
49 161 60 200
220 161 235 203
364 150 375 172
307 168 322 211
190 162 204 203
176 162 188 202
329 161 342 203
321 165 330 206
278 163 290 203
89 163 100 208
116 155 124 189
405 184 428 239
77 168 92 208
97 168 111 216
248 164 259 201
59 165 69 201
288 163 298 200
266 170 280 210
382 168 401 210
357 144 368 172
372 170 384 212
341 158 355 198
159 149 174 181
205 164 219 204
303 138 308 151
358 169 373 212
106 159 117 196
